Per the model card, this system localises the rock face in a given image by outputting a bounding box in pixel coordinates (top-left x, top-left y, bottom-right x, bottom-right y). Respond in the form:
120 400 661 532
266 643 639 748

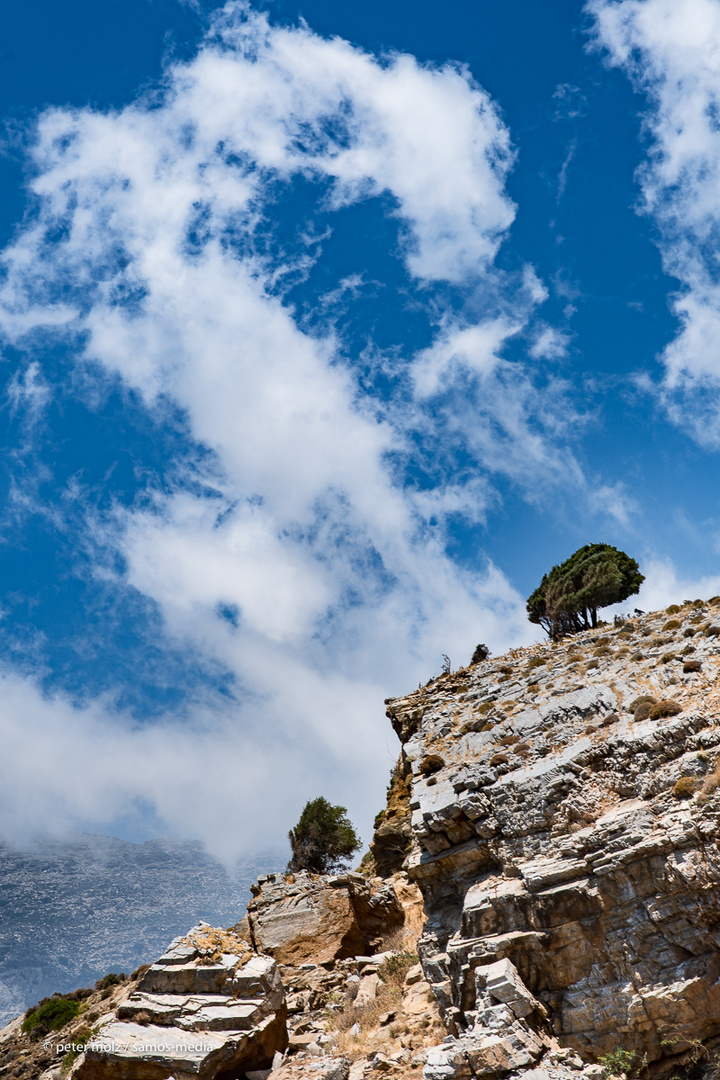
75 923 287 1079
382 601 720 1076
247 871 404 965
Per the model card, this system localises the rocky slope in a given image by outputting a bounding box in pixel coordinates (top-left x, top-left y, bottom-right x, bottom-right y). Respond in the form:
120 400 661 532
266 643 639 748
383 598 720 1078
8 599 720 1080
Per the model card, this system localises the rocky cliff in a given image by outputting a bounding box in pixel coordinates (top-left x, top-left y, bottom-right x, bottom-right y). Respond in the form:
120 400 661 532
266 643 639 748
7 599 720 1080
383 599 720 1078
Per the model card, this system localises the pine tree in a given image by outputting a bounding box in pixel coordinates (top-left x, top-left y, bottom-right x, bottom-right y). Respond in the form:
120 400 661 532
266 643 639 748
288 797 361 874
526 543 644 640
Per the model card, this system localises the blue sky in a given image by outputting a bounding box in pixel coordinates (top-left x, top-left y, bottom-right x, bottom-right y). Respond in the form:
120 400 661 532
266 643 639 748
0 0 719 861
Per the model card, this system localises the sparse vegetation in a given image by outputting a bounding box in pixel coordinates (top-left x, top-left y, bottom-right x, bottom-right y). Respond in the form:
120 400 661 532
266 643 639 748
683 660 702 673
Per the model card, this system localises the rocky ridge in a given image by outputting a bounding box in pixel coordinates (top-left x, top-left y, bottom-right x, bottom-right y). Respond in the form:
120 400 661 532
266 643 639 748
383 598 720 1078
7 600 720 1080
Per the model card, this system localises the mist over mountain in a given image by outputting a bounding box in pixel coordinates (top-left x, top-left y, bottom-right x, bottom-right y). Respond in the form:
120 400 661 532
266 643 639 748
0 834 282 1025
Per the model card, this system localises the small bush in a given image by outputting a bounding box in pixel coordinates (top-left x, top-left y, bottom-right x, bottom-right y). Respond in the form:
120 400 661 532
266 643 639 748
22 996 81 1038
602 712 620 726
633 701 654 722
665 604 682 615
662 619 681 631
419 754 445 775
631 651 645 661
471 643 490 664
496 734 520 746
586 659 599 669
683 628 697 637
377 951 418 987
528 682 539 692
481 722 495 731
498 665 513 675
707 625 720 637
94 972 125 991
672 776 702 799
628 695 656 713
660 652 676 664
683 660 702 673
593 646 612 657
599 1047 636 1078
477 702 493 715
701 767 720 801
527 656 546 669
489 753 509 766
648 699 682 720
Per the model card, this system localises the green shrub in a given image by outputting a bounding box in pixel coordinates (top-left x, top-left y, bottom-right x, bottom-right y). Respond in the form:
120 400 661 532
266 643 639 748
22 996 81 1038
598 1048 636 1078
683 660 702 673
673 777 702 799
648 700 682 720
662 619 681 631
477 702 493 714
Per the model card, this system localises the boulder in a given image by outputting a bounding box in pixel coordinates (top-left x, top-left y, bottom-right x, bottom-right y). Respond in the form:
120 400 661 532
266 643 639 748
247 872 404 965
74 923 287 1080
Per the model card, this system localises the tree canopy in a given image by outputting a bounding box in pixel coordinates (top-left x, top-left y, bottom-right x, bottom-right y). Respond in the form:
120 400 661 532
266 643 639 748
526 543 644 640
287 796 362 875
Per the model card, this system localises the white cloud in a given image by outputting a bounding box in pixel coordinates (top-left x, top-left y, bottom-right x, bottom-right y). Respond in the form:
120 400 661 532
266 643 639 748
588 0 720 442
0 3 589 858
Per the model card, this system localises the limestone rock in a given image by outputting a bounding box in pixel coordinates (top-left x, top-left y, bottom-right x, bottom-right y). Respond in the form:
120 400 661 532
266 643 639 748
74 923 287 1079
247 872 404 965
378 602 720 1074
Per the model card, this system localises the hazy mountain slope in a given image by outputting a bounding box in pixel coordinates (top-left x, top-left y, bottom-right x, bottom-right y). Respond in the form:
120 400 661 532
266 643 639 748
0 833 281 1025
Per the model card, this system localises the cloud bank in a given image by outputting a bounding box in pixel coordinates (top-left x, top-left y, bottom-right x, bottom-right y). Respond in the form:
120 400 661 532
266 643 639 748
0 2 597 859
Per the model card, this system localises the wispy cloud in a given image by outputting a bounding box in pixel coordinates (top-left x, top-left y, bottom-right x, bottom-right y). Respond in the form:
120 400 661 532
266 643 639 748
0 2 603 857
588 0 720 444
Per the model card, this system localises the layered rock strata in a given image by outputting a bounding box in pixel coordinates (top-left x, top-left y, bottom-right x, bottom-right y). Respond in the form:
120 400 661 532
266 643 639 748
75 923 286 1079
382 601 720 1076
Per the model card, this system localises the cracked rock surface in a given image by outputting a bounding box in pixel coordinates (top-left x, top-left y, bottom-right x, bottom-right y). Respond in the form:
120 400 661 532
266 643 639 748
381 601 720 1077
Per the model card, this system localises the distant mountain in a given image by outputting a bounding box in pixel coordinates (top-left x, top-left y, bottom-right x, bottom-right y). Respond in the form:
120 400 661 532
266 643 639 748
0 833 282 1025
